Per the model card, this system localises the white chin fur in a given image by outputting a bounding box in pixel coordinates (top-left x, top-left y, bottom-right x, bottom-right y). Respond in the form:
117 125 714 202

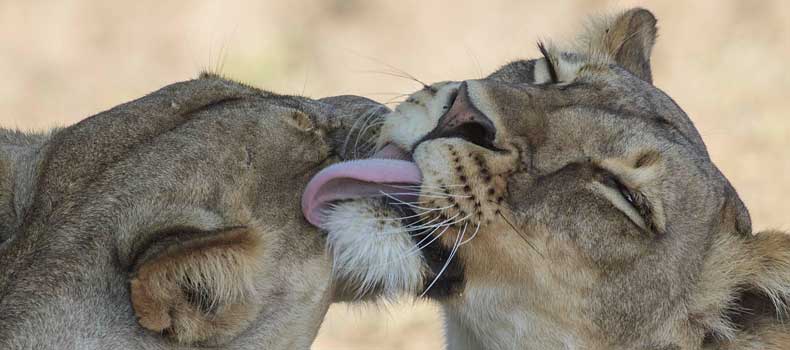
324 199 426 299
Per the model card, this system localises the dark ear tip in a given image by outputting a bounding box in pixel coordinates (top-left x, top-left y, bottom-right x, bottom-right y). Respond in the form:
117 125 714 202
623 8 658 38
627 7 657 24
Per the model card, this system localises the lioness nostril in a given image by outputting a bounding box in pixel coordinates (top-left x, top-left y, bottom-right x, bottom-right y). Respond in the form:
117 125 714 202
422 82 499 150
454 122 495 149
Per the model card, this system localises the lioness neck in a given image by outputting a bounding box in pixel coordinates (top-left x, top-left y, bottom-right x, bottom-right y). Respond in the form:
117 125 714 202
442 284 598 350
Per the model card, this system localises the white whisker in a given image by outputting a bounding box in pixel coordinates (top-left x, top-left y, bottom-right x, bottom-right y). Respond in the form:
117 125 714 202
379 191 443 211
383 184 466 190
340 106 382 159
412 222 453 252
410 214 470 251
459 220 482 246
380 192 472 199
340 223 452 272
421 221 467 297
352 111 384 159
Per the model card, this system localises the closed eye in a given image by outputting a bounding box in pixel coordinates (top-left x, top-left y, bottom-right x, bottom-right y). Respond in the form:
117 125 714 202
592 172 656 235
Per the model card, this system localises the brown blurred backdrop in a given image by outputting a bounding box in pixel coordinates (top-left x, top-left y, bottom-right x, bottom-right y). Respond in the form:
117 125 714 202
2 0 787 348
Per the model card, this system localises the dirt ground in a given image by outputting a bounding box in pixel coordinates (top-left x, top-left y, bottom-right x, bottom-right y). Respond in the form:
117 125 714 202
2 1 787 348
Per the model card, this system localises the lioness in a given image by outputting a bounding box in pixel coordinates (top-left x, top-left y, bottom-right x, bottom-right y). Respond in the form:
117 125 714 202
305 8 790 349
0 74 388 349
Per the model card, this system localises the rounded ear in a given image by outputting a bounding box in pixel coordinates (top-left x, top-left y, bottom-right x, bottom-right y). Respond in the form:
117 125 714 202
319 95 391 160
722 187 752 236
585 8 658 83
130 226 263 345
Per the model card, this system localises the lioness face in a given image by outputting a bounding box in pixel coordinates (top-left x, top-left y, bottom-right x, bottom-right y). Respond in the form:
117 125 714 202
309 9 790 349
0 75 387 349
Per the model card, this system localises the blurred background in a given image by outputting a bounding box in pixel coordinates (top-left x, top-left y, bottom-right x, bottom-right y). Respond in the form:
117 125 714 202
1 0 787 348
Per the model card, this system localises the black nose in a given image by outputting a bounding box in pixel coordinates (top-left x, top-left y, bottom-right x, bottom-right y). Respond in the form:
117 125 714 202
425 81 498 150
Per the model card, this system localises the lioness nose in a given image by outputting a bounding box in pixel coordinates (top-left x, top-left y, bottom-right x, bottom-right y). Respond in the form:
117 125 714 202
430 81 497 149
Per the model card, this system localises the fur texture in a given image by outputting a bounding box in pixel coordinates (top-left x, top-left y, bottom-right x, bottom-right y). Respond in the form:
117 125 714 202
0 75 389 349
325 199 427 299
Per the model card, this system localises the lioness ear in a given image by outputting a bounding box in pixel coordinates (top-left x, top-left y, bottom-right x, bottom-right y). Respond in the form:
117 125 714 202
692 231 790 341
585 8 658 83
741 231 790 304
130 227 263 345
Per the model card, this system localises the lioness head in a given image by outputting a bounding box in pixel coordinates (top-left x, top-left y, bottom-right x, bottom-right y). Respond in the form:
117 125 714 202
306 8 790 349
0 74 388 348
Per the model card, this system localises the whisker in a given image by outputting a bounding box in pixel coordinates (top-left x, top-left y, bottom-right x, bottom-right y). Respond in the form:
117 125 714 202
364 92 414 97
421 221 467 297
342 222 454 271
367 218 451 237
355 138 380 154
383 99 408 107
384 184 467 189
381 208 450 223
354 121 384 155
411 220 454 252
325 208 441 225
352 109 384 159
325 201 452 217
341 110 371 159
387 200 444 206
378 192 472 199
498 210 544 258
355 69 417 82
323 209 445 240
368 222 445 237
379 191 442 211
459 220 481 246
377 186 471 196
410 214 470 250
353 57 428 86
400 215 442 229
337 213 472 272
341 105 385 160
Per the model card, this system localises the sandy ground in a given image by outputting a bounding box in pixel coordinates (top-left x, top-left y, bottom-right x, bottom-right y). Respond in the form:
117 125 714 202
1 1 787 348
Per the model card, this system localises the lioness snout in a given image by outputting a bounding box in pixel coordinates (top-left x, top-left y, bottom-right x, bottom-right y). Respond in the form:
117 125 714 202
427 81 497 150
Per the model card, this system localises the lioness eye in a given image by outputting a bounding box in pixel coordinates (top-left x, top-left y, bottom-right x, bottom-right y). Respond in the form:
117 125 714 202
617 181 635 205
597 171 659 235
601 174 637 207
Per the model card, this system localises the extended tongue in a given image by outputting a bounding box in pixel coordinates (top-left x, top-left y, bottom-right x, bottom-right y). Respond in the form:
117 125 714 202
301 145 422 228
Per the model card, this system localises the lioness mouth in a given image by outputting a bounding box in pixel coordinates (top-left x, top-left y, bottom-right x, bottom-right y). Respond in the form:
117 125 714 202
301 83 501 228
301 144 422 228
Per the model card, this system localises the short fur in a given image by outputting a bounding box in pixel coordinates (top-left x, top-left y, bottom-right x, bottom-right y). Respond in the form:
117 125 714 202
0 75 389 349
325 8 790 349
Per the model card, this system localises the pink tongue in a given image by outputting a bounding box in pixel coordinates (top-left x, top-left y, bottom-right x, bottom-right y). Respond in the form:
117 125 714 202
301 145 422 228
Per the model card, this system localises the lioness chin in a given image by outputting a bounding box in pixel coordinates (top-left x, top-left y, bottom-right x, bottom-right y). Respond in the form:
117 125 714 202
305 8 790 349
0 74 390 349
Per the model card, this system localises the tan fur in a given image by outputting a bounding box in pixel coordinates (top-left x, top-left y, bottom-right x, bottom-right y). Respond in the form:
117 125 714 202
0 75 391 349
